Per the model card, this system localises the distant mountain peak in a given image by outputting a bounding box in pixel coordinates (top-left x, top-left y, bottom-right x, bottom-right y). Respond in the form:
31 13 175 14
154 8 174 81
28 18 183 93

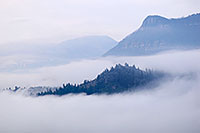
187 13 200 18
141 15 169 27
104 13 200 57
141 13 200 28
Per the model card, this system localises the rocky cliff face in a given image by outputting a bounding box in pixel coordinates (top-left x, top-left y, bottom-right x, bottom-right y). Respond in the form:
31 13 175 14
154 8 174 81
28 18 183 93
141 15 169 27
104 13 200 56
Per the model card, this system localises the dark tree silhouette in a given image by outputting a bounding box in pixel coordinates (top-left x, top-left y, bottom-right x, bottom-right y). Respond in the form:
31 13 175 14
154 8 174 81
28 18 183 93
37 63 165 96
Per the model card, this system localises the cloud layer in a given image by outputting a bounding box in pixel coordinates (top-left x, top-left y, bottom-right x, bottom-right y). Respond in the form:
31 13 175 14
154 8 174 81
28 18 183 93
0 71 199 133
0 50 200 132
0 49 200 89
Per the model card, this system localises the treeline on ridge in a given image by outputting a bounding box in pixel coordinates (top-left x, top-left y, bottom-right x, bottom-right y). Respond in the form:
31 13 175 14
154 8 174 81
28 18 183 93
38 63 164 96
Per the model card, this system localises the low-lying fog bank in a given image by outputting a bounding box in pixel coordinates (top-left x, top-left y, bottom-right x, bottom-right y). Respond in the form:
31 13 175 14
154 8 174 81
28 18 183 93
0 49 199 132
0 49 200 89
0 72 199 133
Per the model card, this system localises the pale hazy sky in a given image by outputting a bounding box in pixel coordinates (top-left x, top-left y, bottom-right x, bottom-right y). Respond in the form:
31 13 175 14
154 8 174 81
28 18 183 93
0 0 199 44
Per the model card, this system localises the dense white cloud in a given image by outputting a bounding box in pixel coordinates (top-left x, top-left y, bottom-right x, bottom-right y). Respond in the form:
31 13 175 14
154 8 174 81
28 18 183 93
0 49 200 89
0 1 199 132
0 71 199 133
0 50 200 132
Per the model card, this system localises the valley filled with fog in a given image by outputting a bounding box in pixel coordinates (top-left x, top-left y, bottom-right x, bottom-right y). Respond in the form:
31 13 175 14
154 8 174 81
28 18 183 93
0 49 200 133
0 49 199 88
1 1 200 132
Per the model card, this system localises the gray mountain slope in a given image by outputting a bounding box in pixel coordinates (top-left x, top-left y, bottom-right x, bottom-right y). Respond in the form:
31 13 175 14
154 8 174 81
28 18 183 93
54 35 117 59
104 13 200 56
0 35 117 71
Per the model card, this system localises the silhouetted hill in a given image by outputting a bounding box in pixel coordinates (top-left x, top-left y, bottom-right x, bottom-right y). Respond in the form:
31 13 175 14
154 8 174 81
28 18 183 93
37 64 165 96
104 13 200 56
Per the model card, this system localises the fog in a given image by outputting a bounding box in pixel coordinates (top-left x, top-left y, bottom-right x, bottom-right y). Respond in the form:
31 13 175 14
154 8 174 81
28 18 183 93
0 49 200 88
1 0 199 132
0 49 200 132
0 70 199 133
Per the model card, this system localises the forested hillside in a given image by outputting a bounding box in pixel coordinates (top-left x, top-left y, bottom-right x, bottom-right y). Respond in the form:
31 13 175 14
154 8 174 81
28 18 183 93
38 63 164 96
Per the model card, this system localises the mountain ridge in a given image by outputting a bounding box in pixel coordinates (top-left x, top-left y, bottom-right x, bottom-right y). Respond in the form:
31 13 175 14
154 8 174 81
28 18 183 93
56 35 117 59
104 13 200 56
37 64 165 96
0 35 117 72
2 63 165 96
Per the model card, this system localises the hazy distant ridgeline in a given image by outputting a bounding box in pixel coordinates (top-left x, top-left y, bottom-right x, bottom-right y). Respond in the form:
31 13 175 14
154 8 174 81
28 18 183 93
55 35 117 59
1 0 200 131
0 36 117 71
0 35 116 58
104 13 200 56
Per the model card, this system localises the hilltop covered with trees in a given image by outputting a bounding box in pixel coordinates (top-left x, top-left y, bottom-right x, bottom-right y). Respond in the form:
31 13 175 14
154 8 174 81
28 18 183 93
38 63 164 96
